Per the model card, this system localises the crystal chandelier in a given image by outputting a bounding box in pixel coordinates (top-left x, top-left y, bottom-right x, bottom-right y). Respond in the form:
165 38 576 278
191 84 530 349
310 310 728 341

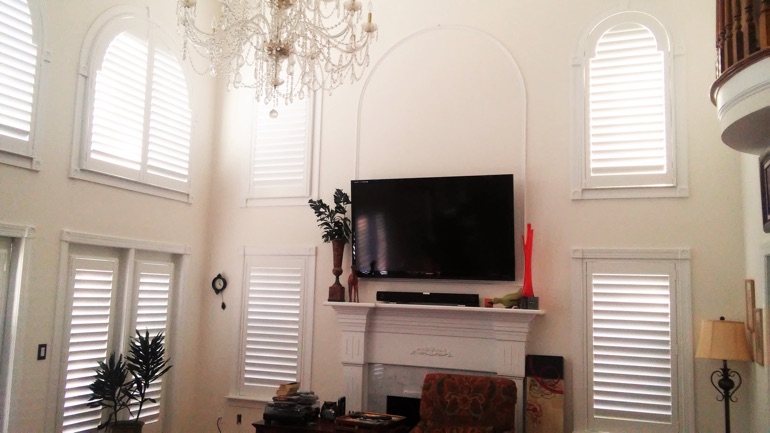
177 0 378 113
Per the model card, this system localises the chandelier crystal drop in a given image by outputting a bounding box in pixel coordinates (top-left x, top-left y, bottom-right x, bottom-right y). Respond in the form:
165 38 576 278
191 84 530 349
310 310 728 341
177 0 378 107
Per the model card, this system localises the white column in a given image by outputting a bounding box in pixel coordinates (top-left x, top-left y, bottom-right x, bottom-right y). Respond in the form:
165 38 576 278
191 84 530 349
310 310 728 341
329 303 374 412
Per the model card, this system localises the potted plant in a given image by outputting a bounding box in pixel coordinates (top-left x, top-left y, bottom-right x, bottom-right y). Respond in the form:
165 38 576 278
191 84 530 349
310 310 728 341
88 330 173 432
308 188 352 302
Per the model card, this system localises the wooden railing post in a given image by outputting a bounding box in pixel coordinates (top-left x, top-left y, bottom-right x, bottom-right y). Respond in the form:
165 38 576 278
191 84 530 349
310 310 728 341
724 0 735 68
718 0 726 74
733 0 746 61
761 0 770 49
744 0 760 54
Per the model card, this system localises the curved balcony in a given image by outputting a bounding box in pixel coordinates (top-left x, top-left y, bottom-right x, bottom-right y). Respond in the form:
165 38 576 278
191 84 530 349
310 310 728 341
711 0 770 155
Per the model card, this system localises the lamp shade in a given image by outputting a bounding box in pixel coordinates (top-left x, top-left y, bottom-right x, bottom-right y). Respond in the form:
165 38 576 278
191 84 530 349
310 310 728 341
695 319 753 362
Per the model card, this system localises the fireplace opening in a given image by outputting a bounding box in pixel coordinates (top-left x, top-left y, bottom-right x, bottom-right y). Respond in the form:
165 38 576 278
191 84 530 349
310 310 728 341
386 395 421 429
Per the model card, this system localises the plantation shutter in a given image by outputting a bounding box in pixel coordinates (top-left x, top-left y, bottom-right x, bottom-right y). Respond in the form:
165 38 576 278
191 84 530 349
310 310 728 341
586 22 672 189
61 257 118 433
588 260 677 430
249 98 312 199
240 256 304 397
88 31 147 180
146 45 191 190
85 27 192 193
131 260 172 426
0 0 37 152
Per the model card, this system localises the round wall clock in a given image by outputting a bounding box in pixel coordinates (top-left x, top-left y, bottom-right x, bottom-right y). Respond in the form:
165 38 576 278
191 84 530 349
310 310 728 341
212 273 227 294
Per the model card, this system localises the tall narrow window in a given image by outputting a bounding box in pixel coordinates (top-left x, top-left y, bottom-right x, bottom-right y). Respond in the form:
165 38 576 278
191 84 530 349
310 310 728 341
572 12 687 199
73 8 192 201
237 247 315 401
54 240 179 433
247 98 319 206
0 0 41 168
60 257 118 433
572 249 694 433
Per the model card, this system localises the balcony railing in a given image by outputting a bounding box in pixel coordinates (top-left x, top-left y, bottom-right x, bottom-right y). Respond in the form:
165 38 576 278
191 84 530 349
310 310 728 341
712 0 770 98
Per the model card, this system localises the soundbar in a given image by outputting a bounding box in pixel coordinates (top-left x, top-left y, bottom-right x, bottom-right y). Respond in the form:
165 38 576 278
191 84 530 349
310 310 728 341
376 291 479 307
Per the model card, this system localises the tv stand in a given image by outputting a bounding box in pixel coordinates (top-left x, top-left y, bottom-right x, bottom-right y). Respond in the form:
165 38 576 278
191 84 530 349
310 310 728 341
375 291 479 307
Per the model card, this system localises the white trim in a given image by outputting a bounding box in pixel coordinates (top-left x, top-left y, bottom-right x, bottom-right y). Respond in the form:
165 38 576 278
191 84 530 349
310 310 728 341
47 231 189 432
571 8 689 200
235 246 316 402
0 223 34 433
61 230 191 255
244 93 322 207
69 5 193 202
0 0 46 171
571 247 694 432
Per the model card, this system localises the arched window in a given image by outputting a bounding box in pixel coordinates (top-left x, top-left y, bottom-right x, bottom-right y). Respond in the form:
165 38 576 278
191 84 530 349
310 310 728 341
0 0 42 169
572 12 687 199
72 7 192 201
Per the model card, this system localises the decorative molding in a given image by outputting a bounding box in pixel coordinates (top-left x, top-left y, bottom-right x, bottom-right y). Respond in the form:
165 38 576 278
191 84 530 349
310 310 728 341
61 230 190 254
571 247 690 260
410 347 453 358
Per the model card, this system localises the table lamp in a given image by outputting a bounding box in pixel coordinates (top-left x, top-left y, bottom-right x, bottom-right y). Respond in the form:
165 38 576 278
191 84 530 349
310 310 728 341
695 316 753 433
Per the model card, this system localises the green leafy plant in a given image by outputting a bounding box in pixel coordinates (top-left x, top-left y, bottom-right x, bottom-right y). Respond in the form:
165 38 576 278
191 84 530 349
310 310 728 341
308 188 352 243
87 331 173 430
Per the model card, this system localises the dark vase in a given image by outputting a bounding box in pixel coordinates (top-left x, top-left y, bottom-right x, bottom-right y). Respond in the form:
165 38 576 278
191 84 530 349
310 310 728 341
107 421 144 433
328 238 346 302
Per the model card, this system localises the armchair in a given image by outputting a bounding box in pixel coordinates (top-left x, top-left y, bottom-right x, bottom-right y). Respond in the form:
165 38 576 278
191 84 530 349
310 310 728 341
410 373 517 433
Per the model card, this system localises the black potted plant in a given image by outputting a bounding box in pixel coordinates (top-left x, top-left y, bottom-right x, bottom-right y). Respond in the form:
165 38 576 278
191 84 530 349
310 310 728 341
308 188 352 302
88 330 173 433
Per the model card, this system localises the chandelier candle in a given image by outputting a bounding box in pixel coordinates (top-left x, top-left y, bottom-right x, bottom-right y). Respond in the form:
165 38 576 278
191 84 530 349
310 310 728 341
178 0 379 112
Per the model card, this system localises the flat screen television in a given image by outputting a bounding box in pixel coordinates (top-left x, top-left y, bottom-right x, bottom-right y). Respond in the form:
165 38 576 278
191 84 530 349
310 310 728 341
351 174 515 281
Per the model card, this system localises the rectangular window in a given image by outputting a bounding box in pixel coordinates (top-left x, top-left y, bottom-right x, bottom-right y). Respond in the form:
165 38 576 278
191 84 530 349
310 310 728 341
237 247 315 401
572 249 694 433
56 244 177 433
247 98 318 206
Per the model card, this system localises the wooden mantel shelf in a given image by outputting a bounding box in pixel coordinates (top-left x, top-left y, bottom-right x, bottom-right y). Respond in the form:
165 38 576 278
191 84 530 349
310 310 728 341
324 301 545 415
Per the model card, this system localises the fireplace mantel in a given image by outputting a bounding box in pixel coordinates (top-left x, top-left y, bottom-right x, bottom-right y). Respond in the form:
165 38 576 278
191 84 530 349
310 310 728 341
326 302 544 413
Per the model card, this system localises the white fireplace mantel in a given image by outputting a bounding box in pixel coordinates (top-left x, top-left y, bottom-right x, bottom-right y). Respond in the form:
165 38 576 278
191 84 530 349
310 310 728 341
326 302 544 413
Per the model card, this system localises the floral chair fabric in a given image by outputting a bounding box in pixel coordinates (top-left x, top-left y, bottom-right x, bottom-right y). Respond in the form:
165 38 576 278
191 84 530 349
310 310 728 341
410 373 517 433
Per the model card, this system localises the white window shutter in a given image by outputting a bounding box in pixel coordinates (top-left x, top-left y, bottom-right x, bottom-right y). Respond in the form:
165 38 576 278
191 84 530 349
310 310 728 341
132 260 173 426
587 261 677 430
61 257 118 433
249 99 313 199
88 31 148 180
77 17 193 197
0 0 37 151
146 45 191 190
240 257 305 396
586 22 672 189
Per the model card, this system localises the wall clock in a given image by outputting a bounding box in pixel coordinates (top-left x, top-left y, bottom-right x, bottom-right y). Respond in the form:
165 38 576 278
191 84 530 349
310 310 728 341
211 273 227 310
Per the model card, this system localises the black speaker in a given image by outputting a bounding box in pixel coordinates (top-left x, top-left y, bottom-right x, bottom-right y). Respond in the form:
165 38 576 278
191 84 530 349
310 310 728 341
375 291 479 307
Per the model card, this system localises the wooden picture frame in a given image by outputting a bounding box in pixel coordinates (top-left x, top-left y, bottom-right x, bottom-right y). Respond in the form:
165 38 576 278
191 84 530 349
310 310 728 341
761 152 770 233
754 308 764 366
746 279 756 331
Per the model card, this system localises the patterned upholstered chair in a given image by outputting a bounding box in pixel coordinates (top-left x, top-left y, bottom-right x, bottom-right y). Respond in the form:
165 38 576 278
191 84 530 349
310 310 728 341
410 373 517 433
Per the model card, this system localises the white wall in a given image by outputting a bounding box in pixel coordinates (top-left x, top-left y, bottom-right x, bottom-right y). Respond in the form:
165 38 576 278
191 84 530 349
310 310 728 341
0 0 761 432
741 152 770 433
198 1 754 433
0 0 216 431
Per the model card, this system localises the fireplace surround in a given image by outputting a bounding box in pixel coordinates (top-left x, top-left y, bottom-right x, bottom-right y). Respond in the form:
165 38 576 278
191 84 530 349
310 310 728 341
326 302 544 431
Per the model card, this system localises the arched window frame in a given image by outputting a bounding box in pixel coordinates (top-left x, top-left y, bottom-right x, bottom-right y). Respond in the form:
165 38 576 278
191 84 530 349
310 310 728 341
572 11 688 200
0 0 46 170
70 6 193 202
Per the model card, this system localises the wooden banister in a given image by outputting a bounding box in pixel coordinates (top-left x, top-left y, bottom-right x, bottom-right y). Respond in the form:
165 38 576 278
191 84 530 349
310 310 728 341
716 0 770 77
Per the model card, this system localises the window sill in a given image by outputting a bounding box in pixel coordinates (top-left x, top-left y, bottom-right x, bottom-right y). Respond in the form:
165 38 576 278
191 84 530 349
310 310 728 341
70 168 192 203
572 184 689 200
226 394 269 408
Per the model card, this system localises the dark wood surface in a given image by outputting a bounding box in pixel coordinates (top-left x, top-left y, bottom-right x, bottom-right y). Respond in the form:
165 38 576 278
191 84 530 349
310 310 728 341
253 419 336 433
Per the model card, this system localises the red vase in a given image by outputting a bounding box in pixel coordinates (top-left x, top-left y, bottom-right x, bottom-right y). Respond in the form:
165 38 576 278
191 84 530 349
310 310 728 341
522 224 534 297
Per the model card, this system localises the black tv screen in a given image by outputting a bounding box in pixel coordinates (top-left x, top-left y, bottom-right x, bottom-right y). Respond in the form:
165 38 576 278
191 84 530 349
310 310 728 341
351 174 515 281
